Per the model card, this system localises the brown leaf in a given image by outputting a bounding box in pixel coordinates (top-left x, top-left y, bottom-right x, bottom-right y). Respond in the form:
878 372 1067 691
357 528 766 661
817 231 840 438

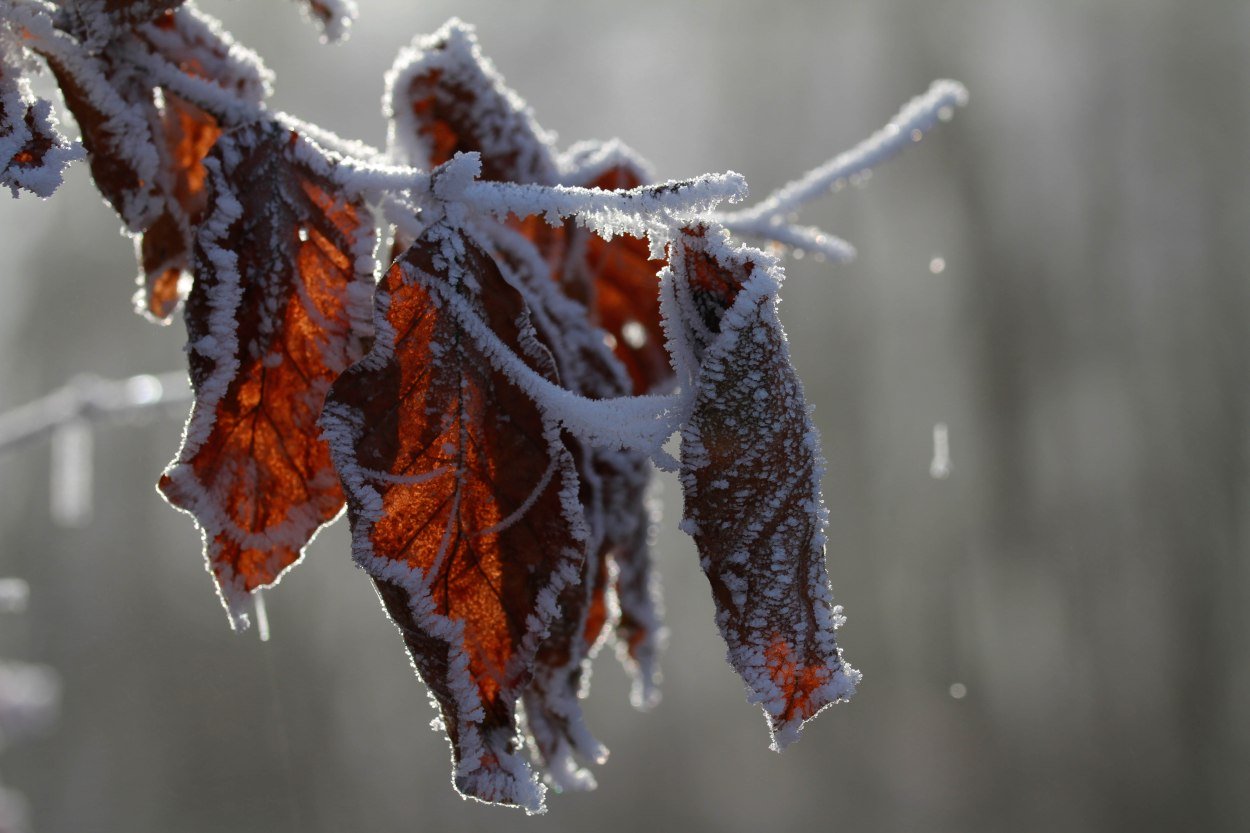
44 47 163 230
136 93 221 320
388 23 669 395
40 7 266 319
560 162 672 395
296 1 357 42
320 222 586 813
486 217 665 750
0 57 78 198
102 0 185 26
160 121 375 628
675 234 858 750
386 20 557 185
598 447 663 709
132 7 269 321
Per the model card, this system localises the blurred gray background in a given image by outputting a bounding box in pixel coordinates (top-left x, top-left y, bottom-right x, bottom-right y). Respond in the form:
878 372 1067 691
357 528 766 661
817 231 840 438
2 0 1249 831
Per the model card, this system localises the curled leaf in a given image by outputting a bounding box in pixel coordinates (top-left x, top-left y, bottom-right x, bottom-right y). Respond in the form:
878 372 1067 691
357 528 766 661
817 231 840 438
44 44 163 230
486 231 622 790
673 231 859 749
160 121 375 628
385 18 557 185
133 6 271 321
320 222 586 813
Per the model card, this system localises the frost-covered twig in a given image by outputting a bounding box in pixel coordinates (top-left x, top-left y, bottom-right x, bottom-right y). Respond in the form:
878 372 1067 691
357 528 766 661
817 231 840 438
717 80 969 260
0 372 190 458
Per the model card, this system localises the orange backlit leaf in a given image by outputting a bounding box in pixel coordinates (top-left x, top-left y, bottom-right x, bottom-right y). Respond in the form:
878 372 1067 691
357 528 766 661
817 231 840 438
320 222 586 813
136 93 221 321
160 121 375 628
38 6 267 319
675 232 859 749
132 7 269 321
580 230 670 394
561 160 672 395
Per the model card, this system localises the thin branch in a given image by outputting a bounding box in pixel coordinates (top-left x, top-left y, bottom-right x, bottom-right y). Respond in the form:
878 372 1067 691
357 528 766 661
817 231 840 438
0 371 190 458
717 79 969 256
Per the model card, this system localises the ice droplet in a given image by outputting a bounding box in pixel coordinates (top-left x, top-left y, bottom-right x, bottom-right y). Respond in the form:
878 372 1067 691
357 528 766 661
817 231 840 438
0 578 30 614
50 419 93 527
929 422 951 479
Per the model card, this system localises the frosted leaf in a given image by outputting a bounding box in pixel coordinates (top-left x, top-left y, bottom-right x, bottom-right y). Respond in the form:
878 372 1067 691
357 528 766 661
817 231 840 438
42 33 164 230
129 6 271 322
0 52 81 198
138 6 271 106
600 449 664 709
100 0 186 26
160 120 375 630
23 4 269 319
385 18 558 186
294 0 358 43
674 231 859 750
558 139 656 192
488 224 626 789
132 93 220 322
559 157 673 395
320 222 588 813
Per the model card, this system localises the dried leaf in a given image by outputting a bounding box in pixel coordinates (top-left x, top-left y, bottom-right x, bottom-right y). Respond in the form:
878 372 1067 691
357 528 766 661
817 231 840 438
482 209 666 749
562 161 672 395
160 121 375 628
296 0 358 43
101 0 186 26
598 447 663 709
136 93 220 320
0 55 79 198
491 245 612 790
44 46 163 230
675 232 859 749
386 19 557 185
133 7 270 321
320 222 586 813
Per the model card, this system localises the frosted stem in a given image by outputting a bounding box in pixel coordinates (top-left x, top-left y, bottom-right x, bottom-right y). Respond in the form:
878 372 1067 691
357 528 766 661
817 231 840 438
716 80 968 257
0 372 191 458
